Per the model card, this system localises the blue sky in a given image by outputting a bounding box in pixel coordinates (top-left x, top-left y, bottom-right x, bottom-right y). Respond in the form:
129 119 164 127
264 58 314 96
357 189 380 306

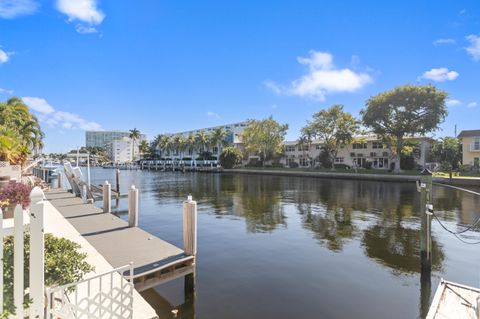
1 0 479 153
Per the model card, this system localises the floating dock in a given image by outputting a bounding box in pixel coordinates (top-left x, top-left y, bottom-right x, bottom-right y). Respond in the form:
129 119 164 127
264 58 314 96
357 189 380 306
427 279 480 319
45 189 196 292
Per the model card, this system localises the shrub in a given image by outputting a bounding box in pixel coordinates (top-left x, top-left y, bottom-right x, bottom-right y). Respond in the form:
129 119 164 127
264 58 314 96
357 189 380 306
400 154 415 170
0 181 32 210
219 147 243 169
289 162 299 168
458 164 472 172
334 163 351 170
271 162 284 168
317 148 332 168
2 234 93 316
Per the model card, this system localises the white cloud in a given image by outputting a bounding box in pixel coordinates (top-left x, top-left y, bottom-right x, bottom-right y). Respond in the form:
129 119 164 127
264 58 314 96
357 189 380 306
22 96 103 130
0 0 38 19
467 102 477 108
264 50 372 101
446 99 461 107
207 111 220 119
433 38 456 46
75 24 98 34
0 87 14 94
0 49 11 64
466 34 480 61
420 67 459 82
22 97 55 114
56 0 105 34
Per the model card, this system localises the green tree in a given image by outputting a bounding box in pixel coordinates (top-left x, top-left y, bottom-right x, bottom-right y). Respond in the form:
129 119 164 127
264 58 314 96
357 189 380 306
432 137 462 180
301 105 358 170
219 146 243 169
195 131 209 154
209 127 230 158
129 128 141 161
243 117 288 167
0 97 44 165
361 85 447 172
139 140 150 159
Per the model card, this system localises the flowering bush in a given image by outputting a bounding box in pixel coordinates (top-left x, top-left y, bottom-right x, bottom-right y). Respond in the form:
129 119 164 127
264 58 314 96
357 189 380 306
0 181 32 210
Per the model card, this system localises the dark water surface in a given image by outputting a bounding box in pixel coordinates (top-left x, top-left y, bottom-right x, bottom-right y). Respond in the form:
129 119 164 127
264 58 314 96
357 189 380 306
86 168 480 319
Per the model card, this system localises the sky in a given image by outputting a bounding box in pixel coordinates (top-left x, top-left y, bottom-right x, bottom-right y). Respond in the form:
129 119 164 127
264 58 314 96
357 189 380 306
0 0 479 153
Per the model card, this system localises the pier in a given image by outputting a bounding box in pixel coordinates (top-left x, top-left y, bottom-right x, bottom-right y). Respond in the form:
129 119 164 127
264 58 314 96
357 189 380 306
45 189 196 293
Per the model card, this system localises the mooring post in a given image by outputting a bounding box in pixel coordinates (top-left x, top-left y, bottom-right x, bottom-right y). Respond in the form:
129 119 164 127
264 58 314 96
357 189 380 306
128 185 139 227
57 172 63 189
115 168 120 196
103 181 111 213
183 195 197 256
419 169 433 275
81 184 87 203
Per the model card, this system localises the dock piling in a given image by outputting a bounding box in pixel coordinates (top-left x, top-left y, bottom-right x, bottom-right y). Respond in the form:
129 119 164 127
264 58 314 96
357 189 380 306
128 185 139 227
103 181 111 214
57 172 63 189
81 184 87 203
115 169 120 195
183 195 197 256
419 169 433 275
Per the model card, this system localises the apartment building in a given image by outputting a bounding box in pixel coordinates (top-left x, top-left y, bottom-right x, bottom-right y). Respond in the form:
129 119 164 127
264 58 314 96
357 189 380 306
86 131 147 149
281 135 432 169
106 137 140 163
458 130 480 168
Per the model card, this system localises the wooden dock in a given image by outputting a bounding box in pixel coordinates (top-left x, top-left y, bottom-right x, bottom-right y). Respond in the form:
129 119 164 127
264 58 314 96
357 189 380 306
45 189 196 292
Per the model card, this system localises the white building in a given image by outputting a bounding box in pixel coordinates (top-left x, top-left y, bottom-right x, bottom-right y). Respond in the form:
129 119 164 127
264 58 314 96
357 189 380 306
281 135 432 169
86 131 147 149
106 137 140 164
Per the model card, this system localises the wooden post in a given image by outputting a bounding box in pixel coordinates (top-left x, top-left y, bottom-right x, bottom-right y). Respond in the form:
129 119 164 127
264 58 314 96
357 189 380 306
183 195 197 256
103 181 111 213
128 185 139 227
115 168 120 196
57 171 63 189
82 184 87 203
419 169 433 275
29 187 45 319
13 205 24 319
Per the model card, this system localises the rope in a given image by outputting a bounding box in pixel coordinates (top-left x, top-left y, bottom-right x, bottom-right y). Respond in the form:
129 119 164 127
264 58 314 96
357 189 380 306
431 210 480 245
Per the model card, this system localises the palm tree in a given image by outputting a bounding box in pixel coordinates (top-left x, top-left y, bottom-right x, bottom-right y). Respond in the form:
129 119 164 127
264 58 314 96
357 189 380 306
209 127 230 159
139 140 150 159
129 128 141 162
156 134 172 159
195 131 209 156
0 97 44 164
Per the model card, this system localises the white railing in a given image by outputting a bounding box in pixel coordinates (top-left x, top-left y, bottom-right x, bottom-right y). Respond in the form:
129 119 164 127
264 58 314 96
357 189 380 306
45 264 134 319
0 187 45 319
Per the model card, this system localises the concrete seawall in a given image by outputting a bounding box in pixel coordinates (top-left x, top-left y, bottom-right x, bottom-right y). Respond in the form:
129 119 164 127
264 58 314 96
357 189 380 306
223 169 480 187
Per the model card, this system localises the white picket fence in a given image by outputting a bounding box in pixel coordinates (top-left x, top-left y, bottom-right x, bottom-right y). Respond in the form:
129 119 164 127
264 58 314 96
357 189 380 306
0 187 45 319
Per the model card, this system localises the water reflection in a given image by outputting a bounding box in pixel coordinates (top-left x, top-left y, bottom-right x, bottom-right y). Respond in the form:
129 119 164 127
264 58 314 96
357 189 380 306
85 169 480 319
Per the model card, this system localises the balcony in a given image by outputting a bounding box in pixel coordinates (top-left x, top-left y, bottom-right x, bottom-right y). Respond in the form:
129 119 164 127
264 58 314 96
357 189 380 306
470 144 480 152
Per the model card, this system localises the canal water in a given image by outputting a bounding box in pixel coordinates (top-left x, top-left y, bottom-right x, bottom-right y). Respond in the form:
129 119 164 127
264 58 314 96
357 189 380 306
86 168 480 319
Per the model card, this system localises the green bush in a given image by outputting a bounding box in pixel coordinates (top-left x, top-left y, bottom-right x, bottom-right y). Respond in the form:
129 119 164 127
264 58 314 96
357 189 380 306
2 234 93 316
271 162 284 168
333 163 351 169
289 162 299 168
400 154 415 170
219 147 243 169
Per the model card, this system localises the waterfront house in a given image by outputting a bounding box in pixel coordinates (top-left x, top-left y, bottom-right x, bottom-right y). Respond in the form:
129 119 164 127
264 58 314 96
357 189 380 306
457 130 480 169
281 135 433 169
106 136 140 163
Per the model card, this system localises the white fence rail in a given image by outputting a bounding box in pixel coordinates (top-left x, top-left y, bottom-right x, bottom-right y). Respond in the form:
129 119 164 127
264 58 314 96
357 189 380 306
45 264 134 319
0 187 45 319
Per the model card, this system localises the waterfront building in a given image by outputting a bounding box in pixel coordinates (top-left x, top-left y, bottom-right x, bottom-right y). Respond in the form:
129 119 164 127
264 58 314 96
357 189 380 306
280 135 433 169
106 137 140 163
157 122 248 159
457 130 480 168
86 130 147 149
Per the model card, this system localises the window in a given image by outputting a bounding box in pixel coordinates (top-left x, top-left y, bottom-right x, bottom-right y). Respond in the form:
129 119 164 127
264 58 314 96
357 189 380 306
353 143 367 149
299 158 309 166
298 145 309 151
315 145 321 150
286 158 296 166
334 157 344 163
474 138 480 150
372 142 383 149
285 145 296 152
